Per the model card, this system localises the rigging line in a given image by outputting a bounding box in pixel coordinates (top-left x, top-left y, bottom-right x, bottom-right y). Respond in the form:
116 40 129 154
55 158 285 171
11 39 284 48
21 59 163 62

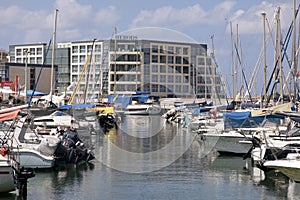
28 39 52 107
264 3 300 104
233 41 253 103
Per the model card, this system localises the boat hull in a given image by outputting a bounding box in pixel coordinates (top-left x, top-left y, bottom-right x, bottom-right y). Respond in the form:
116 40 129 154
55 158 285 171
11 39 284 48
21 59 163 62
0 159 15 193
264 159 300 182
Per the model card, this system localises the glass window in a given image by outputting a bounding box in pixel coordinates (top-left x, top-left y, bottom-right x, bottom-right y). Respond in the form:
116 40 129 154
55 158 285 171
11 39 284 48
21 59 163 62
183 57 189 65
183 85 189 93
95 45 101 52
206 58 212 65
160 65 166 73
198 57 205 65
30 48 35 55
168 46 174 54
152 45 158 53
176 56 181 64
175 66 181 73
30 58 35 64
160 85 166 92
152 84 158 92
168 56 173 64
80 45 86 53
37 57 42 64
160 75 166 82
175 75 181 83
183 47 189 55
152 65 158 73
37 48 42 55
152 55 158 63
16 49 22 56
183 66 189 74
72 56 78 63
167 76 174 83
72 46 78 54
160 55 166 63
152 75 158 82
80 55 86 63
176 47 181 54
175 85 181 93
167 66 174 73
87 45 93 53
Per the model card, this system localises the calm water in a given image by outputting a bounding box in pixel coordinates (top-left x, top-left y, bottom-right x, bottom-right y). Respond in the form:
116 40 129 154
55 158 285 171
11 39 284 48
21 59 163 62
2 115 299 200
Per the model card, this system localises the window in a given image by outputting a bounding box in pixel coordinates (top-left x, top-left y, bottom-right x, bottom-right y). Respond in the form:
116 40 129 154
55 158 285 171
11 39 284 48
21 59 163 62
183 57 189 64
183 66 189 74
176 47 181 54
183 47 189 55
175 75 181 83
167 76 174 83
168 46 174 54
30 48 35 55
37 57 42 64
168 56 173 64
30 58 35 64
37 48 42 55
176 56 181 64
160 75 166 83
152 75 158 82
16 49 22 56
152 55 158 63
175 66 181 73
152 84 158 92
72 56 78 63
198 57 205 65
160 85 166 92
152 65 158 73
159 65 166 73
87 45 93 53
206 58 212 65
152 45 158 53
160 55 166 63
80 55 86 63
183 85 189 93
72 46 78 54
175 85 181 93
167 66 174 73
95 45 101 52
80 45 86 53
72 66 78 73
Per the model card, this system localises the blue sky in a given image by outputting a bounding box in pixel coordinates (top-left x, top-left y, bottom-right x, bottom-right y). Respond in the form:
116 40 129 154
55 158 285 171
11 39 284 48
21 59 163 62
0 0 297 95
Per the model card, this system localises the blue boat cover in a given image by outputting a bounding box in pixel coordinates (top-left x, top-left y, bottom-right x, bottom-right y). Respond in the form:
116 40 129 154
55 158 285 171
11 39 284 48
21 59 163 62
224 111 251 120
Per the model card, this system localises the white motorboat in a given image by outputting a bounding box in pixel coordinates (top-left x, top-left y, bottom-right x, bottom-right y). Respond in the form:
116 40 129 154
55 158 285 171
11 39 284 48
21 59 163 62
7 117 59 169
124 104 162 115
32 110 79 129
0 155 15 193
262 144 300 182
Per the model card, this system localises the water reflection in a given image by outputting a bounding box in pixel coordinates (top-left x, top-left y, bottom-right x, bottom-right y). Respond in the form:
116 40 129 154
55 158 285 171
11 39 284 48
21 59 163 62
4 116 300 199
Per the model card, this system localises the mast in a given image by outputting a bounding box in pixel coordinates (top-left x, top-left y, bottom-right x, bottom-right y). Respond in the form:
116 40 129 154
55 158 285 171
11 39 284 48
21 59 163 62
114 26 117 94
235 24 239 100
50 9 58 102
262 12 267 108
276 7 283 104
230 22 236 99
293 0 297 100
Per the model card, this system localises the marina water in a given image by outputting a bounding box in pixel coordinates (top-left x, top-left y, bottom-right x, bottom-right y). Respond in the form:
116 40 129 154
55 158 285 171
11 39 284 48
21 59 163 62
2 115 299 200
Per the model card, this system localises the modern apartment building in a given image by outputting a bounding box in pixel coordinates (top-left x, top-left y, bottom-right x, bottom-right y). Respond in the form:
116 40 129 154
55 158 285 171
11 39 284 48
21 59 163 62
7 37 225 102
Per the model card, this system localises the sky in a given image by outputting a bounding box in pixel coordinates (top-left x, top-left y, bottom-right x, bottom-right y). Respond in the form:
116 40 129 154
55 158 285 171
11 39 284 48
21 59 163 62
0 0 297 96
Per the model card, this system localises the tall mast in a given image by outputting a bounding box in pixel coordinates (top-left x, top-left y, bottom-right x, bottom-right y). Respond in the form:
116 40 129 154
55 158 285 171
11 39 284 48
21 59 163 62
230 21 235 100
293 0 297 100
50 9 58 102
114 26 117 94
276 7 283 104
262 12 267 108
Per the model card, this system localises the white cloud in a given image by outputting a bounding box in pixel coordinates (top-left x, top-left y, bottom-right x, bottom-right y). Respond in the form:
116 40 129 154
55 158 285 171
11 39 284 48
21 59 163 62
94 6 120 25
228 1 293 34
130 1 236 28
